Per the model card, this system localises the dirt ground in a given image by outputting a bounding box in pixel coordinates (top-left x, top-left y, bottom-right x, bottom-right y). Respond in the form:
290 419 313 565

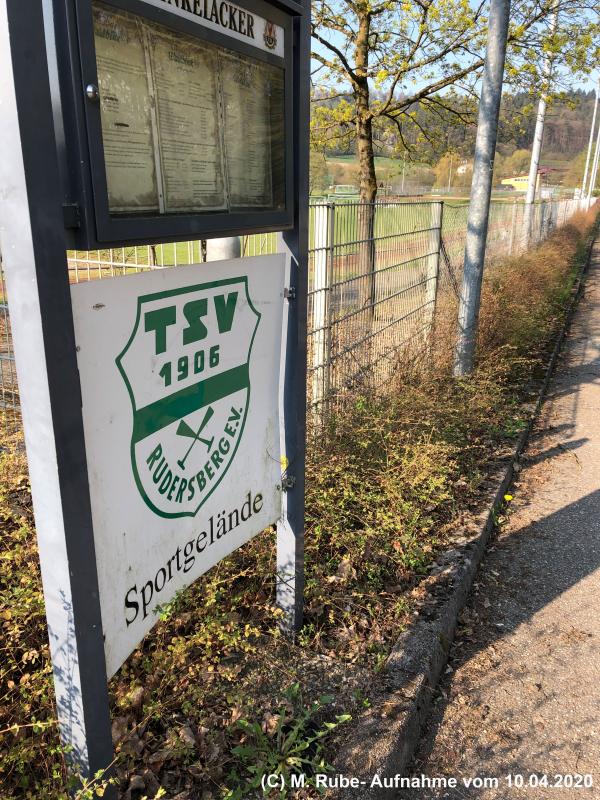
395 243 600 799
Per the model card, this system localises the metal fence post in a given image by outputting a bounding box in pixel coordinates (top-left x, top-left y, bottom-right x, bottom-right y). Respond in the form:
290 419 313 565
324 203 335 412
541 201 548 242
311 203 332 416
426 202 443 333
549 200 557 235
508 201 518 255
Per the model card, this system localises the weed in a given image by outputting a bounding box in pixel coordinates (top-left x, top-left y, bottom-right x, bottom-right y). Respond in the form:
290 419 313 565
226 684 351 799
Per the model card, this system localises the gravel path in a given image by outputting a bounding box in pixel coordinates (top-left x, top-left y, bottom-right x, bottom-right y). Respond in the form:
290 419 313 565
396 242 600 800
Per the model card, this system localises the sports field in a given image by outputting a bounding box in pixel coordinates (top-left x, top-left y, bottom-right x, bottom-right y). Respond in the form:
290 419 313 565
64 197 511 284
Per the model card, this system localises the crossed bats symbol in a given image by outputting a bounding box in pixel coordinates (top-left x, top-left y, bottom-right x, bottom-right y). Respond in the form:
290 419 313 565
176 406 215 471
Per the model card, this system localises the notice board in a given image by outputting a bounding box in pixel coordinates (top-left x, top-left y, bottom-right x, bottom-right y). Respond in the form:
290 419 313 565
93 2 285 216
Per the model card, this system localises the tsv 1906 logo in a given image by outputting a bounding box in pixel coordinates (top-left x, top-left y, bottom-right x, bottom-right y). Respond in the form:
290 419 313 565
116 277 260 518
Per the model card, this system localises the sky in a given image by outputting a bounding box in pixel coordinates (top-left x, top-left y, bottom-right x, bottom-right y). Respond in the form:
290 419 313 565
310 1 599 99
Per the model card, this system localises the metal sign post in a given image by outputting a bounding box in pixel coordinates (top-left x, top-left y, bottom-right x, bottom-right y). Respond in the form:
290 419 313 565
0 0 309 792
0 0 115 787
276 8 310 631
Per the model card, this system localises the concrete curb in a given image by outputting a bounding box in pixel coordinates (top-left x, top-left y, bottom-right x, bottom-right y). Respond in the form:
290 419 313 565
332 224 599 798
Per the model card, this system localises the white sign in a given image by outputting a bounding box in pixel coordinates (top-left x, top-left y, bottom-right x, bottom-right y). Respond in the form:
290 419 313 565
71 255 286 677
138 0 285 58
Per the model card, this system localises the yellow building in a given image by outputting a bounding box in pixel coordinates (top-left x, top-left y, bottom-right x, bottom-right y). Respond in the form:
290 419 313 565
501 173 541 192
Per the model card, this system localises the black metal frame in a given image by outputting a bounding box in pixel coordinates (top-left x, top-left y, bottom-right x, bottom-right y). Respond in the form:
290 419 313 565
50 0 298 248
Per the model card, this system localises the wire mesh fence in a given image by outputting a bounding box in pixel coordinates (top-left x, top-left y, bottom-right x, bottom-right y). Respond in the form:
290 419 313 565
306 196 582 420
0 196 585 437
0 266 19 435
307 200 442 418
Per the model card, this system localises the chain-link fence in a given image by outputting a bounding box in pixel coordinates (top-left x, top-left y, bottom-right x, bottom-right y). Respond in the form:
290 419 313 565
0 196 585 437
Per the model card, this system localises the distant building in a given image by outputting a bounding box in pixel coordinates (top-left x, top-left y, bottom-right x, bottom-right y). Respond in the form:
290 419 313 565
501 174 539 192
501 167 556 193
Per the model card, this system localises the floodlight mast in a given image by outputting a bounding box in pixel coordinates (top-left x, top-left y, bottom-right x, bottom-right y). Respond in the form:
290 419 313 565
580 81 600 207
454 0 511 377
523 1 559 245
588 95 600 204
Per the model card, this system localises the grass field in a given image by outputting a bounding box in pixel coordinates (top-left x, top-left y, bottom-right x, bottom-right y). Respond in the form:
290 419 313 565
63 196 520 284
66 234 279 280
326 154 432 171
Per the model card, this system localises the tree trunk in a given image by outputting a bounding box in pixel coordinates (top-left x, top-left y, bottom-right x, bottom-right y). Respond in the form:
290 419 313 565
353 14 377 323
356 104 377 205
356 113 376 324
354 11 377 205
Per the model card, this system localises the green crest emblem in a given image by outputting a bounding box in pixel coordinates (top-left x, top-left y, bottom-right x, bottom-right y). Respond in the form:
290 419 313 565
116 276 260 518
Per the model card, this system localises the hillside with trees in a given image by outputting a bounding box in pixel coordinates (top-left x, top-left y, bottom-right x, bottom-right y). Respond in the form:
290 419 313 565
311 89 599 194
311 0 599 204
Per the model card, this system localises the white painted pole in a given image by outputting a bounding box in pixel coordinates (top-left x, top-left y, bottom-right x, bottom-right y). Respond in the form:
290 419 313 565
587 111 600 205
523 3 558 244
425 202 443 331
508 200 518 255
310 203 331 413
581 82 599 206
